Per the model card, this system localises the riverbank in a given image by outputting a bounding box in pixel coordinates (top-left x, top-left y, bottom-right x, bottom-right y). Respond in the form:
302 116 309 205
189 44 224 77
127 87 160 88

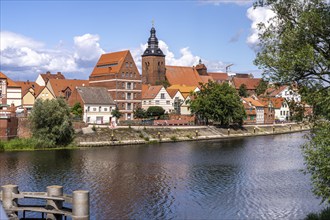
76 123 311 147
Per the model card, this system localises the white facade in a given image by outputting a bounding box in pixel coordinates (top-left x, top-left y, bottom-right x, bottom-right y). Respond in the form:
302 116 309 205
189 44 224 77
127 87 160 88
274 101 290 121
276 87 301 102
35 74 46 86
84 104 116 124
7 87 22 107
142 87 174 113
256 107 264 124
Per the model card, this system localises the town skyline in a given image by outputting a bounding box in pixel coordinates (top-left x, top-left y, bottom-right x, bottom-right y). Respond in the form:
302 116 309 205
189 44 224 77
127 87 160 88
1 0 274 81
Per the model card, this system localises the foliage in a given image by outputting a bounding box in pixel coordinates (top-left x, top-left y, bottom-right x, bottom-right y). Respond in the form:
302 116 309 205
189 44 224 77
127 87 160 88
254 0 330 89
29 98 74 147
305 206 330 220
111 107 122 119
255 80 268 96
302 121 330 204
189 81 246 126
254 0 330 203
287 100 305 122
71 102 83 119
147 106 165 119
133 107 147 119
238 84 248 97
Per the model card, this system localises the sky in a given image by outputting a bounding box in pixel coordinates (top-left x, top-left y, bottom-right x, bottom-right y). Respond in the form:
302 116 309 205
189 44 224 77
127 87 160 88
0 0 275 81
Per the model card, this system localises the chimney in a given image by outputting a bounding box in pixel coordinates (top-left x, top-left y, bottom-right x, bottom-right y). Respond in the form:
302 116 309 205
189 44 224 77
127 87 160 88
46 71 51 75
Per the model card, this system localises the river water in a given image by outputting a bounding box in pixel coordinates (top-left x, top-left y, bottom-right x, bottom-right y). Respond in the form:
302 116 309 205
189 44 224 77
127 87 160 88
0 132 325 219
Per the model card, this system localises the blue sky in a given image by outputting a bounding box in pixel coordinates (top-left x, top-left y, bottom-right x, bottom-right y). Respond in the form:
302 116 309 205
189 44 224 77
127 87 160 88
0 0 273 80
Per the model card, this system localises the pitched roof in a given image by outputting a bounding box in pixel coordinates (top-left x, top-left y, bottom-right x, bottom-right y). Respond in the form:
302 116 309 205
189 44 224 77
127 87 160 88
268 97 285 109
76 87 115 105
200 75 213 83
165 65 204 87
47 79 89 97
166 88 180 99
0 72 20 87
15 81 42 97
243 97 265 107
208 72 229 81
167 84 197 98
40 71 65 83
264 85 288 96
90 50 129 76
232 77 262 90
142 85 163 99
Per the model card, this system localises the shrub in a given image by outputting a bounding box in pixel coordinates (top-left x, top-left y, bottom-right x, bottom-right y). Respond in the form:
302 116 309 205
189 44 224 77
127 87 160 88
170 136 178 141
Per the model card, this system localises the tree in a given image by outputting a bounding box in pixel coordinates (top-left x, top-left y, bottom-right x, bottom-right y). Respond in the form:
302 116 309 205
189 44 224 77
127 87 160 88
111 107 122 120
238 84 248 97
71 102 83 119
133 107 147 119
254 0 330 203
255 80 268 96
189 81 246 126
146 106 165 119
29 98 74 147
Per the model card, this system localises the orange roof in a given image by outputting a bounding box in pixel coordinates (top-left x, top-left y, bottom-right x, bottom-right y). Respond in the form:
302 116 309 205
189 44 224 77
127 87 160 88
265 85 288 96
0 72 20 87
208 72 229 81
243 97 264 107
232 77 262 90
142 85 163 99
165 65 204 87
15 81 42 97
167 84 197 98
47 79 89 97
269 97 285 109
40 71 65 83
90 50 129 76
166 88 180 99
200 75 213 83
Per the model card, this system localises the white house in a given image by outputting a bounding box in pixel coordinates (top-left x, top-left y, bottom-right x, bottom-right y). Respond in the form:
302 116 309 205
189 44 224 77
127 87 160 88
266 85 301 102
167 88 185 114
35 71 65 86
68 87 116 124
0 72 22 108
142 85 175 113
271 97 290 121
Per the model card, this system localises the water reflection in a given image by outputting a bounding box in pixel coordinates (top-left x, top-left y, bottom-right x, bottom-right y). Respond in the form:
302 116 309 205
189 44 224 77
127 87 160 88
0 132 324 219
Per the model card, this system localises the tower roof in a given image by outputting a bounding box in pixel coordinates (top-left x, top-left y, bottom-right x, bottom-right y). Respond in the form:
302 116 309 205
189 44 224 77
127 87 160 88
142 26 165 57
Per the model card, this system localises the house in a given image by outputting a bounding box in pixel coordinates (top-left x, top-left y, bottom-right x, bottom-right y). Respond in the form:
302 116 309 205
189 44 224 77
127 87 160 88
142 85 174 113
15 81 42 113
35 86 55 100
259 97 275 124
269 97 290 122
0 72 22 109
167 88 185 115
89 50 142 120
231 77 262 95
35 71 65 86
68 87 116 124
208 72 229 84
46 78 89 100
265 85 301 102
242 97 265 124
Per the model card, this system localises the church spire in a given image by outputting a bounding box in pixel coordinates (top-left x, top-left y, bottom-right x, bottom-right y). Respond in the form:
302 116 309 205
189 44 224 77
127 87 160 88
142 25 165 57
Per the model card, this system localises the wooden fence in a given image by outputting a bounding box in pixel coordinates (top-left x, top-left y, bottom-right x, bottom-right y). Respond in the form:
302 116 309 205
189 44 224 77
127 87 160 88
0 184 89 220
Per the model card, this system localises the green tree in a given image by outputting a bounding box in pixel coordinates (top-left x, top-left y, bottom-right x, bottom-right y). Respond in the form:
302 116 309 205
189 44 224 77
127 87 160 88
238 84 248 97
147 106 165 119
254 0 330 203
111 107 122 120
133 107 147 119
255 80 268 96
190 81 246 126
29 98 74 147
71 102 83 119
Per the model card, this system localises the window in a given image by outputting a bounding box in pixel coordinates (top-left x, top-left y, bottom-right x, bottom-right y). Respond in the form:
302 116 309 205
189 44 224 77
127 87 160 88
134 82 137 88
87 106 90 112
127 103 132 110
149 100 151 104
104 108 108 111
122 82 125 88
130 62 132 68
127 82 131 90
166 100 170 105
125 62 128 67
122 72 124 78
127 113 132 120
87 117 90 123
122 93 125 99
160 93 165 99
99 106 101 112
127 93 131 100
143 101 146 104
93 108 97 111
156 100 160 105
126 72 129 77
130 72 132 78
122 103 124 108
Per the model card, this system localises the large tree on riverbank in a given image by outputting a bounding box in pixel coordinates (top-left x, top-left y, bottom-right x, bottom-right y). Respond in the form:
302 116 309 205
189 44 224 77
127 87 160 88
253 0 330 203
29 98 74 147
189 81 246 126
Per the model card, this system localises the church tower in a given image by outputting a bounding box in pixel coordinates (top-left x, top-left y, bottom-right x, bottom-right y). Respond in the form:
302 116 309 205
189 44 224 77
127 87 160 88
142 25 166 85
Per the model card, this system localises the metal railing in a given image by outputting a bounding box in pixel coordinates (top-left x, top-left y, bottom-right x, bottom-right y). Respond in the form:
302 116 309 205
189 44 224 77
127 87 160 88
0 184 89 220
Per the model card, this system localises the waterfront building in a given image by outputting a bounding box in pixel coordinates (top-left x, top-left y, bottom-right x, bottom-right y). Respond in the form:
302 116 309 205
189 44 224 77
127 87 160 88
15 81 42 113
142 85 173 113
89 50 142 120
68 86 116 124
265 85 301 102
35 71 65 86
268 97 290 122
45 78 89 100
231 77 262 95
242 97 265 124
0 72 22 109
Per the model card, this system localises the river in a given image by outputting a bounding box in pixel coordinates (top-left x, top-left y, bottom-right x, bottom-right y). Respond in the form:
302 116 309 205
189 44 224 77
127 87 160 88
0 132 324 219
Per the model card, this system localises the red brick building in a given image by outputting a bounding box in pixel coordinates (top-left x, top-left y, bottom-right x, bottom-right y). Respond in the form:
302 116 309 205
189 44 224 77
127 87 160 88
89 50 142 120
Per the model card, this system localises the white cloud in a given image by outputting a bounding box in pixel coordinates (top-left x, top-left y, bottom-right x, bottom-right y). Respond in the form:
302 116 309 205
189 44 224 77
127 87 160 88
0 31 106 79
199 0 253 6
246 6 275 50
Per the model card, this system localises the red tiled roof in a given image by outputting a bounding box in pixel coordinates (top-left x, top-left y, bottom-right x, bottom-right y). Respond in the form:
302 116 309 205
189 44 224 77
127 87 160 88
15 81 42 97
0 72 20 87
166 88 180 99
165 65 204 87
200 75 213 84
232 77 262 90
40 72 65 83
90 50 129 76
208 72 229 81
243 97 264 107
142 85 163 99
268 97 285 109
264 85 288 96
48 79 89 97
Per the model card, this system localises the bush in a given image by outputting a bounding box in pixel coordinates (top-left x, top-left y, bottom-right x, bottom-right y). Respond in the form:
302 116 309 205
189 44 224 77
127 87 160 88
0 141 4 151
170 136 178 141
305 207 330 220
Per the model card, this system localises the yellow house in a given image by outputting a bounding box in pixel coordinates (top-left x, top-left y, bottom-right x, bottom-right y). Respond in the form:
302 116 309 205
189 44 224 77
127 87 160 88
15 81 44 112
35 86 55 100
